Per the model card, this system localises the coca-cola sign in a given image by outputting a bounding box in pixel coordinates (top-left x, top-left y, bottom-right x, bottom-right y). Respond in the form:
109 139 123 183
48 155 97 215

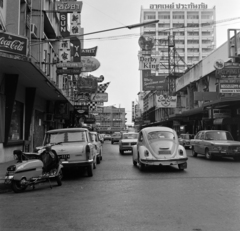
0 32 28 56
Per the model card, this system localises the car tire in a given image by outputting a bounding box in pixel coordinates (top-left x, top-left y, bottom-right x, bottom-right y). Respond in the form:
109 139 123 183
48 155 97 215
205 149 213 160
96 156 100 164
139 162 146 171
178 163 187 171
233 156 240 161
111 141 114 144
133 159 137 166
87 164 93 177
192 147 198 157
55 169 63 186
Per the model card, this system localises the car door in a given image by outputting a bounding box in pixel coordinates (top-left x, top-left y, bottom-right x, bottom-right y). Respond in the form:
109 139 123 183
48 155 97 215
193 132 201 153
198 132 206 155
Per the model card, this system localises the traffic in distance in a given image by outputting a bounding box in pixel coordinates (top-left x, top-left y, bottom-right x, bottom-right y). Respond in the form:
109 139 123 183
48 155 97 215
4 126 240 193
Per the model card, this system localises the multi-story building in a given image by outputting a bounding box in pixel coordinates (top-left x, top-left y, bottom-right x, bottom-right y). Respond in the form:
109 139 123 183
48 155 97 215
0 0 82 162
140 3 216 73
96 106 126 134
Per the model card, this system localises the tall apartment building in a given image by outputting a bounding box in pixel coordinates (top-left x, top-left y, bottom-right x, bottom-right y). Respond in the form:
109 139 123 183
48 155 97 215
140 3 216 72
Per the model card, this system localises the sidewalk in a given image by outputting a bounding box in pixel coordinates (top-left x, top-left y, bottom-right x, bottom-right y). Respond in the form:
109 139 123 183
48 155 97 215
0 160 16 192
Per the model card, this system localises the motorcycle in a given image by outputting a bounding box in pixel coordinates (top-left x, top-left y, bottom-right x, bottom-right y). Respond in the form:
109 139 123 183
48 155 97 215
4 144 63 193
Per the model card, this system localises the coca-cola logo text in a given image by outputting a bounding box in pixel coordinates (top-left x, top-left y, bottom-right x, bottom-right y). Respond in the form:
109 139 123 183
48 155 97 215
0 33 27 56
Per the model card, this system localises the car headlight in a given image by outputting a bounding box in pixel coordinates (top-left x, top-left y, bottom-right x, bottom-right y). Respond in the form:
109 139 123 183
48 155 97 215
211 146 218 151
7 165 16 172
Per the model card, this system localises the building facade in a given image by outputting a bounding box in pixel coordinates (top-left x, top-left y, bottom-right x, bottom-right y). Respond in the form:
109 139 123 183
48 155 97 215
0 0 83 162
96 106 126 134
140 3 216 73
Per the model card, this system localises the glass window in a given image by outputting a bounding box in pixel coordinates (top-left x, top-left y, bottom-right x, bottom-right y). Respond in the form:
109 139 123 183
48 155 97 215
205 131 234 141
8 101 23 141
122 133 138 139
147 131 175 141
46 131 86 144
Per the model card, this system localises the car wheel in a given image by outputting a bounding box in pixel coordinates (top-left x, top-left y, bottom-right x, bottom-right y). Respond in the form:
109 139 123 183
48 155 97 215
87 164 93 177
55 169 63 186
133 159 137 166
205 149 213 160
139 162 146 171
111 141 114 144
96 156 100 164
192 147 198 157
233 156 240 161
178 163 187 171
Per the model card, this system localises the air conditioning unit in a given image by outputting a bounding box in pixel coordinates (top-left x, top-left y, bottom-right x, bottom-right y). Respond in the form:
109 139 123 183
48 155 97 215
44 113 54 122
30 23 37 39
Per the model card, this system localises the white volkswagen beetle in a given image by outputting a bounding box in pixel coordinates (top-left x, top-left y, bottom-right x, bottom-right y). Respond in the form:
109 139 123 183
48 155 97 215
132 127 188 171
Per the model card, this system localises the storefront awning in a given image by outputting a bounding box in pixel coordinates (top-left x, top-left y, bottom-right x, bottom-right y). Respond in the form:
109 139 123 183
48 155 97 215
213 117 240 125
0 54 72 103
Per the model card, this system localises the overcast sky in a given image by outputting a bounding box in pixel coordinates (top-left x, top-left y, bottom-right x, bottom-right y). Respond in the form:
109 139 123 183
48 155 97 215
80 0 240 124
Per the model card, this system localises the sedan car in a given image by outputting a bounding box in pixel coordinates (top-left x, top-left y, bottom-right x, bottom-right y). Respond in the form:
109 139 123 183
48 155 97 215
191 130 240 161
111 132 121 144
132 127 188 171
90 131 103 164
178 134 194 149
39 128 96 177
119 132 138 154
104 134 111 141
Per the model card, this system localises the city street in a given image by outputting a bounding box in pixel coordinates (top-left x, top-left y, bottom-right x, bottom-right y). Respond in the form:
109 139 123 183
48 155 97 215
1 141 240 231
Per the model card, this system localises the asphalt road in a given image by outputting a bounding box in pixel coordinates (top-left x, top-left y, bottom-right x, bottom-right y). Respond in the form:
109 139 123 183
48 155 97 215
1 141 240 231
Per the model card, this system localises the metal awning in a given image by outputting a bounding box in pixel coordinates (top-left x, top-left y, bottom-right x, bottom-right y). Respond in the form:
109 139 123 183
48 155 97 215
213 117 240 125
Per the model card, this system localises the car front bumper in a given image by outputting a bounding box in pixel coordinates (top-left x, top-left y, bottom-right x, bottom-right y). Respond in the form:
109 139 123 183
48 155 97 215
210 151 240 157
61 160 93 168
140 157 188 166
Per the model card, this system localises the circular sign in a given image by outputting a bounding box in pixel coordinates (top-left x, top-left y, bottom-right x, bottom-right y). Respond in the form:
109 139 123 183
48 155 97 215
138 35 155 51
214 59 224 69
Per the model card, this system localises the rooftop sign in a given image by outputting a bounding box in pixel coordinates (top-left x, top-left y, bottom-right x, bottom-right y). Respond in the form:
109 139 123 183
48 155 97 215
149 3 208 10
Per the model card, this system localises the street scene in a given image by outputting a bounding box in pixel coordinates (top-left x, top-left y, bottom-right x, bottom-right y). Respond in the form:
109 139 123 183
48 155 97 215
1 0 240 230
1 141 240 231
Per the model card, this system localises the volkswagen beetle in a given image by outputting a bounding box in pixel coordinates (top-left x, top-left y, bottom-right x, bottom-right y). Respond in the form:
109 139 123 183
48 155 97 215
132 127 188 171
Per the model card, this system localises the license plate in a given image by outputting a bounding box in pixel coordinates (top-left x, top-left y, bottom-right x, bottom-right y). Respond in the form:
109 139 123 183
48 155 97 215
58 154 70 159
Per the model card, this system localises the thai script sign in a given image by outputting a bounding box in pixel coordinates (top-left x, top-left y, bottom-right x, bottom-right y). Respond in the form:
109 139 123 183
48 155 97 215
90 93 108 102
150 3 207 10
156 95 177 108
55 1 83 13
81 46 98 56
142 74 168 91
219 78 240 93
0 32 27 56
56 68 81 74
81 57 100 72
56 62 82 68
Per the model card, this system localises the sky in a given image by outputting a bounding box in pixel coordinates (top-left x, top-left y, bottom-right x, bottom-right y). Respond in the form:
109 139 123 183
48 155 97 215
80 0 240 124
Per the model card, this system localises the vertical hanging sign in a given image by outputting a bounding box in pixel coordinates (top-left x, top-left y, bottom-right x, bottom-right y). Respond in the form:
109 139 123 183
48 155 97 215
60 13 70 38
70 37 81 62
59 40 71 62
70 12 81 36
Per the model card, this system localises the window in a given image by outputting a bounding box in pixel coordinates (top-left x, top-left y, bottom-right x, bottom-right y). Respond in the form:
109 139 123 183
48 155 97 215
8 101 24 141
147 131 175 141
200 132 205 140
138 132 143 142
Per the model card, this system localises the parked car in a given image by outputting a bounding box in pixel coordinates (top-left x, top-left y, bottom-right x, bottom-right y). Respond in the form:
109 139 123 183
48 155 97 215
119 132 138 154
104 134 112 141
191 130 240 161
90 131 103 164
132 127 188 171
178 134 194 149
111 132 121 144
38 128 96 177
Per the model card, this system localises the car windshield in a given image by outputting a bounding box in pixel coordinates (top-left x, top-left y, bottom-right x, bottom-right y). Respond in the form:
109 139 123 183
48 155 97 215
185 134 194 139
45 131 87 144
112 133 121 137
205 131 234 141
90 133 97 142
122 133 138 139
147 131 175 141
